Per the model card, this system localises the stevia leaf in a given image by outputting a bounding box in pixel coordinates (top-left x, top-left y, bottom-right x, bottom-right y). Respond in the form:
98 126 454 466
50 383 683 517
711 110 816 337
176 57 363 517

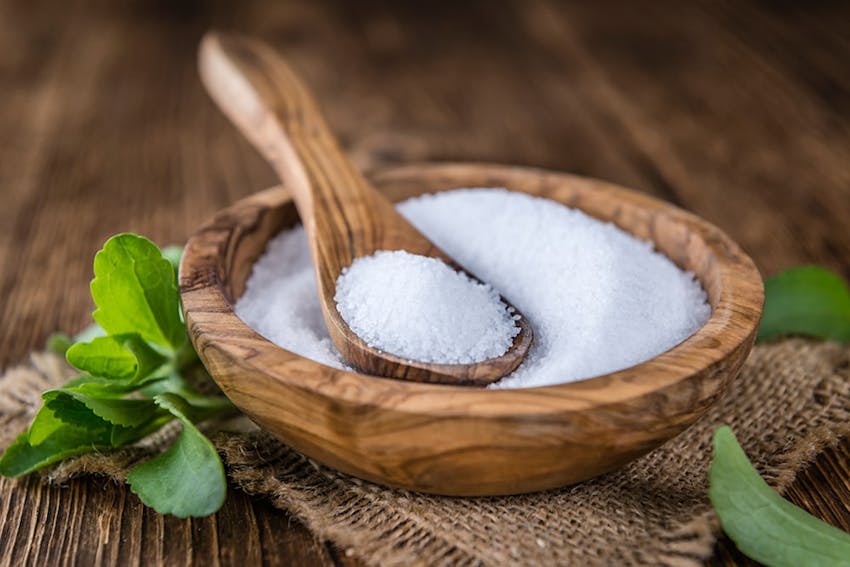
110 413 176 446
37 393 111 443
27 402 75 446
758 266 850 342
127 393 226 517
161 245 183 317
66 335 142 380
66 393 161 428
66 333 167 382
710 426 850 567
42 377 166 430
34 389 169 446
142 371 234 418
48 323 107 356
160 245 183 275
91 234 185 350
0 429 108 477
0 402 112 476
46 333 74 356
61 374 152 397
54 373 167 400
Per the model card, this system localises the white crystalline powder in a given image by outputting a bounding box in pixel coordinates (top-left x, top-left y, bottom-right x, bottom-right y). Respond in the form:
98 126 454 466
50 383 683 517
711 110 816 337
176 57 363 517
334 250 520 364
235 188 711 388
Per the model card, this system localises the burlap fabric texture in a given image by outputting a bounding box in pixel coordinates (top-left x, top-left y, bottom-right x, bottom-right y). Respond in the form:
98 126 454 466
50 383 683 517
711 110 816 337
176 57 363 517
1 339 848 566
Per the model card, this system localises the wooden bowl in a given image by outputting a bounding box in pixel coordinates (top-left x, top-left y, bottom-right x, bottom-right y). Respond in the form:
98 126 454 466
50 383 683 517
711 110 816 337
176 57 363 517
180 163 763 496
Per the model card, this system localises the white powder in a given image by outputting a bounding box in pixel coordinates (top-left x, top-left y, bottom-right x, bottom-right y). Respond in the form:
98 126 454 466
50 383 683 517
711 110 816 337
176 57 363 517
235 188 711 388
334 251 520 364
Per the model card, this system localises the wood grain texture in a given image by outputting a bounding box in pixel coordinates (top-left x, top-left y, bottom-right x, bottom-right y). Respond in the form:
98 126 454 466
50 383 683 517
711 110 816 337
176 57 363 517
0 0 848 564
0 475 349 567
180 164 763 495
197 33 532 385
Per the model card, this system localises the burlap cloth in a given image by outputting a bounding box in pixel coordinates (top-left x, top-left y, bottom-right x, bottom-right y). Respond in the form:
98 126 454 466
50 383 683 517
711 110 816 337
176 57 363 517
1 339 849 566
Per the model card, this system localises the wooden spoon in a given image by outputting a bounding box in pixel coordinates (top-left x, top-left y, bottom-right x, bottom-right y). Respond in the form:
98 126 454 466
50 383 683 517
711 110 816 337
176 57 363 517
198 32 532 386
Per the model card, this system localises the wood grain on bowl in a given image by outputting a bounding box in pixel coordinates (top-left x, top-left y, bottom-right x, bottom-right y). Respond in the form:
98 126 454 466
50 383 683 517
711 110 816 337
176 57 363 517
180 163 764 496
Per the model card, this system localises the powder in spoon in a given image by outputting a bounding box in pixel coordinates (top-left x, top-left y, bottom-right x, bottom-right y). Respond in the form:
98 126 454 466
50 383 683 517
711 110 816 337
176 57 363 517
334 250 520 364
235 188 711 388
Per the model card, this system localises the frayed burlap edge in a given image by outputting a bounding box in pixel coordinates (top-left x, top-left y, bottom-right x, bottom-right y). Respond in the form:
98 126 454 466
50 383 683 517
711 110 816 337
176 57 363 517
1 340 848 566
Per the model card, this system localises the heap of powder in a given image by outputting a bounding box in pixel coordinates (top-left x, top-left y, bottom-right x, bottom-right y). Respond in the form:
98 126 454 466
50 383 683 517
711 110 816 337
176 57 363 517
235 188 711 388
334 250 520 364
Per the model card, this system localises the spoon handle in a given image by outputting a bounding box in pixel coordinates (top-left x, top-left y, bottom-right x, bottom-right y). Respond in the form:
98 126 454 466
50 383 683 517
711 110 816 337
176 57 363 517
198 32 422 261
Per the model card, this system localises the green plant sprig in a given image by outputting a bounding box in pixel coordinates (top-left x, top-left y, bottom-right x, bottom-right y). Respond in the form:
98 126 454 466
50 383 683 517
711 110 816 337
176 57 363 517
710 426 850 567
712 266 850 566
758 266 850 342
0 234 235 518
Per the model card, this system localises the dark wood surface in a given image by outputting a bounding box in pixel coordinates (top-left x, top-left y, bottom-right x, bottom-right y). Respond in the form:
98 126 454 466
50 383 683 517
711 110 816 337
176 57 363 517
0 0 847 564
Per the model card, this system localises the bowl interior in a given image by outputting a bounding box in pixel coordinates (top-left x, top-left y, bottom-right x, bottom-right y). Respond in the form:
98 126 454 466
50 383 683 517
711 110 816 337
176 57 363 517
224 167 735 328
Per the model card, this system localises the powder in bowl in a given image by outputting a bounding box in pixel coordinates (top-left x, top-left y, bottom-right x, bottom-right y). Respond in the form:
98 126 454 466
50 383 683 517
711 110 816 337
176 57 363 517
235 188 711 388
334 250 520 364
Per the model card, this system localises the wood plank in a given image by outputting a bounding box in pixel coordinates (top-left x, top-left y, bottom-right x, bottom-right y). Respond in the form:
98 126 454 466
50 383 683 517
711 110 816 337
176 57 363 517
704 0 850 116
526 0 850 278
0 476 335 567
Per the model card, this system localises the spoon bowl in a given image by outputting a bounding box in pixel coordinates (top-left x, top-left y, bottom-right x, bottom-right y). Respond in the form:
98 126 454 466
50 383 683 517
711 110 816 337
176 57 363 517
180 163 763 496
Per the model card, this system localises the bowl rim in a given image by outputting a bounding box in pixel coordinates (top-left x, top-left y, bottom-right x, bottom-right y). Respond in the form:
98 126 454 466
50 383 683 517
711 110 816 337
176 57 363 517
180 162 764 417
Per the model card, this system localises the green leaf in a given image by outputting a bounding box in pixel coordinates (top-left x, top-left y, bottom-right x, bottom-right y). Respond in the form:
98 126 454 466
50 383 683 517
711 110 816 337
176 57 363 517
759 266 850 342
127 393 226 517
0 402 112 477
65 393 161 428
1 234 234 513
36 389 168 444
46 333 74 355
60 374 154 397
47 324 107 356
66 334 167 382
91 234 185 350
66 336 141 380
27 403 72 446
0 429 108 477
710 426 850 566
160 245 183 275
142 371 234 418
0 394 171 477
110 413 175 446
34 393 111 444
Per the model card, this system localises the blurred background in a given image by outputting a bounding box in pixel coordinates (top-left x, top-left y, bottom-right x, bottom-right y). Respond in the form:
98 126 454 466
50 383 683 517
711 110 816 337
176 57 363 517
1 1 849 564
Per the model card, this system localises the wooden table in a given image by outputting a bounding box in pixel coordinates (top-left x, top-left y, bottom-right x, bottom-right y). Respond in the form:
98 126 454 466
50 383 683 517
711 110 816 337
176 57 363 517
1 1 848 564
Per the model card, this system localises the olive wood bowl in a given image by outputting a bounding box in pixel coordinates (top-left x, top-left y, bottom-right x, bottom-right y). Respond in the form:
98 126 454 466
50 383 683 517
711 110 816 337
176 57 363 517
180 163 763 496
